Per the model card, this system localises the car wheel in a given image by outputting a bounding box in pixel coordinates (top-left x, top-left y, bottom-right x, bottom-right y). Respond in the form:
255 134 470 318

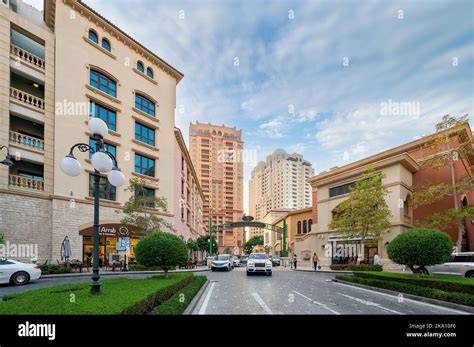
211 268 215 272
466 271 474 278
267 272 272 276
246 271 251 276
11 271 30 286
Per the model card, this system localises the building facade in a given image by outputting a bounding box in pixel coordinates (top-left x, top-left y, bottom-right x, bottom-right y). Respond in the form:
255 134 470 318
0 0 198 264
189 122 244 254
174 127 207 242
294 124 474 269
249 148 313 238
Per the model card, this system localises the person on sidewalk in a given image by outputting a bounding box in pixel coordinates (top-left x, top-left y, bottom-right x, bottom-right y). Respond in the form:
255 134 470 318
313 253 319 271
293 254 297 270
374 253 381 266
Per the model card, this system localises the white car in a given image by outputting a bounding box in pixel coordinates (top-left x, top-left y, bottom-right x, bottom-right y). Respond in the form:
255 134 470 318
0 259 42 285
426 252 474 278
232 256 240 267
211 254 233 271
246 253 272 276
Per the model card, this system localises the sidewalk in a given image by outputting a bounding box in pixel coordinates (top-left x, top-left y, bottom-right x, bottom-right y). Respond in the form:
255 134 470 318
41 266 210 279
293 265 353 274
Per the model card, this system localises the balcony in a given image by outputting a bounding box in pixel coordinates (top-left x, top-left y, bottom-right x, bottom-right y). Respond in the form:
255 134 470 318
9 174 44 191
9 131 44 153
10 43 45 71
10 86 45 111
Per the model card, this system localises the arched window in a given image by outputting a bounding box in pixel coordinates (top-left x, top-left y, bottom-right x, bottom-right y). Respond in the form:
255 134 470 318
308 219 313 232
297 221 302 234
101 38 111 51
137 61 144 73
135 93 155 116
88 30 98 44
146 67 154 79
303 220 307 233
90 69 116 97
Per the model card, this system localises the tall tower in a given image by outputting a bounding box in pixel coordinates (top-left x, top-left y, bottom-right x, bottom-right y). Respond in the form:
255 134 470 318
249 148 314 237
189 122 244 254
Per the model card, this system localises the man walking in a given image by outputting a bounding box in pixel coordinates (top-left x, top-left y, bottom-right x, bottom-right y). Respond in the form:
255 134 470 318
293 254 297 270
313 252 319 271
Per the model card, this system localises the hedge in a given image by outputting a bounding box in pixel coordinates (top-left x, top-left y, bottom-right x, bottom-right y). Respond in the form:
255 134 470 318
0 273 192 314
38 264 72 275
151 276 207 315
353 271 474 294
336 275 474 307
330 264 383 272
128 264 163 272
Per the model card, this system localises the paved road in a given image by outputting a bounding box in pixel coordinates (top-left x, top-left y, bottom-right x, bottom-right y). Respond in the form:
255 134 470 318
192 267 470 315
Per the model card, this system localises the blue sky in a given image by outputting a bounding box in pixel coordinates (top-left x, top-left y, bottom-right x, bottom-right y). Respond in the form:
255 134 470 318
26 0 474 213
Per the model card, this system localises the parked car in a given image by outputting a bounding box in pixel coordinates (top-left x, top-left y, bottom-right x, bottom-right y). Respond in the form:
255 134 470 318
271 255 281 266
425 252 474 278
246 253 272 276
0 259 42 285
211 254 233 271
232 256 240 267
240 256 249 265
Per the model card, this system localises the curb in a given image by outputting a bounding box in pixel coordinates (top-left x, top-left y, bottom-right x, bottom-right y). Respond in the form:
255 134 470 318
294 269 353 274
183 278 210 315
333 279 474 314
41 268 210 279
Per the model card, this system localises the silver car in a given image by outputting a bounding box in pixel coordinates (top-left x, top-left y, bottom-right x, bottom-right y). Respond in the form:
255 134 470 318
426 252 474 278
211 254 233 271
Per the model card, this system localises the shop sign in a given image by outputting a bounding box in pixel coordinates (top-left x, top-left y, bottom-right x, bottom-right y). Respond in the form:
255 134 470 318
79 223 134 237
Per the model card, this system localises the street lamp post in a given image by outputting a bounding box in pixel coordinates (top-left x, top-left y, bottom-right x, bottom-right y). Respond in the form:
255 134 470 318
60 117 125 294
0 145 14 167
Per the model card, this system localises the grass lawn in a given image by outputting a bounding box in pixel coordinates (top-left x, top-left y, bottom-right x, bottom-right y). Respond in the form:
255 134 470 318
0 273 192 314
336 271 474 307
151 276 207 315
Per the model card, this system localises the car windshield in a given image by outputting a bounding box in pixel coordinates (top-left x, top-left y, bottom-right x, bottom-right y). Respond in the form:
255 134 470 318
249 254 268 260
216 255 230 260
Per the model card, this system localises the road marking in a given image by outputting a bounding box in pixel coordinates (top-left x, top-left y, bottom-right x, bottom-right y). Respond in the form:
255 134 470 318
338 292 404 315
292 290 340 315
333 281 470 315
251 292 273 314
198 281 216 314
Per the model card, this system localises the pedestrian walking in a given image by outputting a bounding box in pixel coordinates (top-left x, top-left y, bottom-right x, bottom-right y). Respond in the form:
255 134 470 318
313 252 319 271
374 253 381 266
293 254 297 270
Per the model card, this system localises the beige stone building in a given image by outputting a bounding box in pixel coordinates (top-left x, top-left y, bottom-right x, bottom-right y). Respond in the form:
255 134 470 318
0 0 203 264
189 122 244 254
272 207 313 257
249 148 313 237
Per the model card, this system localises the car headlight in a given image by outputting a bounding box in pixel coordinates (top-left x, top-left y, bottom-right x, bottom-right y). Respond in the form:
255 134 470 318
266 261 272 267
248 261 255 267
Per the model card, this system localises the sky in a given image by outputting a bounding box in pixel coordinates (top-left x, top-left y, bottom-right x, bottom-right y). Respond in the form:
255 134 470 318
24 0 474 213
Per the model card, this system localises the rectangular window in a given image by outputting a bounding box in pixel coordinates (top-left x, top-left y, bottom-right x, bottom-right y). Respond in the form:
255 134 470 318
329 182 355 198
89 174 116 201
90 70 116 97
134 153 155 177
134 187 155 208
135 94 155 116
90 102 117 131
89 138 116 160
18 171 43 181
134 122 155 146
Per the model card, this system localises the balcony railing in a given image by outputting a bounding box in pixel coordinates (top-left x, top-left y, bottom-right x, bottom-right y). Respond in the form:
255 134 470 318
10 44 46 71
9 131 44 152
10 87 45 111
9 174 44 191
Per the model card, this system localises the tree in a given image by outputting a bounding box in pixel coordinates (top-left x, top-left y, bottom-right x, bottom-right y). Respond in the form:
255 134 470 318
119 178 173 236
186 238 198 260
387 228 452 273
413 114 473 251
243 235 263 255
329 167 392 259
196 235 218 257
0 233 4 245
134 232 188 277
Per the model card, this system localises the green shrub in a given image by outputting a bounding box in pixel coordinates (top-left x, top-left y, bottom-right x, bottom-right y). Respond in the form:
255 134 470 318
353 271 474 294
151 276 207 315
387 228 452 273
39 264 72 275
330 264 383 271
135 232 188 276
336 275 474 307
128 264 163 272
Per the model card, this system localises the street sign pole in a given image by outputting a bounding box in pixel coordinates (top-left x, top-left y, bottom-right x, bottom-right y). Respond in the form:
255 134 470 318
282 217 287 257
209 216 213 256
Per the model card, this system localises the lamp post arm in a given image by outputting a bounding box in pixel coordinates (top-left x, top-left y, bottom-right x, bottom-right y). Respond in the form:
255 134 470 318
68 143 96 156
